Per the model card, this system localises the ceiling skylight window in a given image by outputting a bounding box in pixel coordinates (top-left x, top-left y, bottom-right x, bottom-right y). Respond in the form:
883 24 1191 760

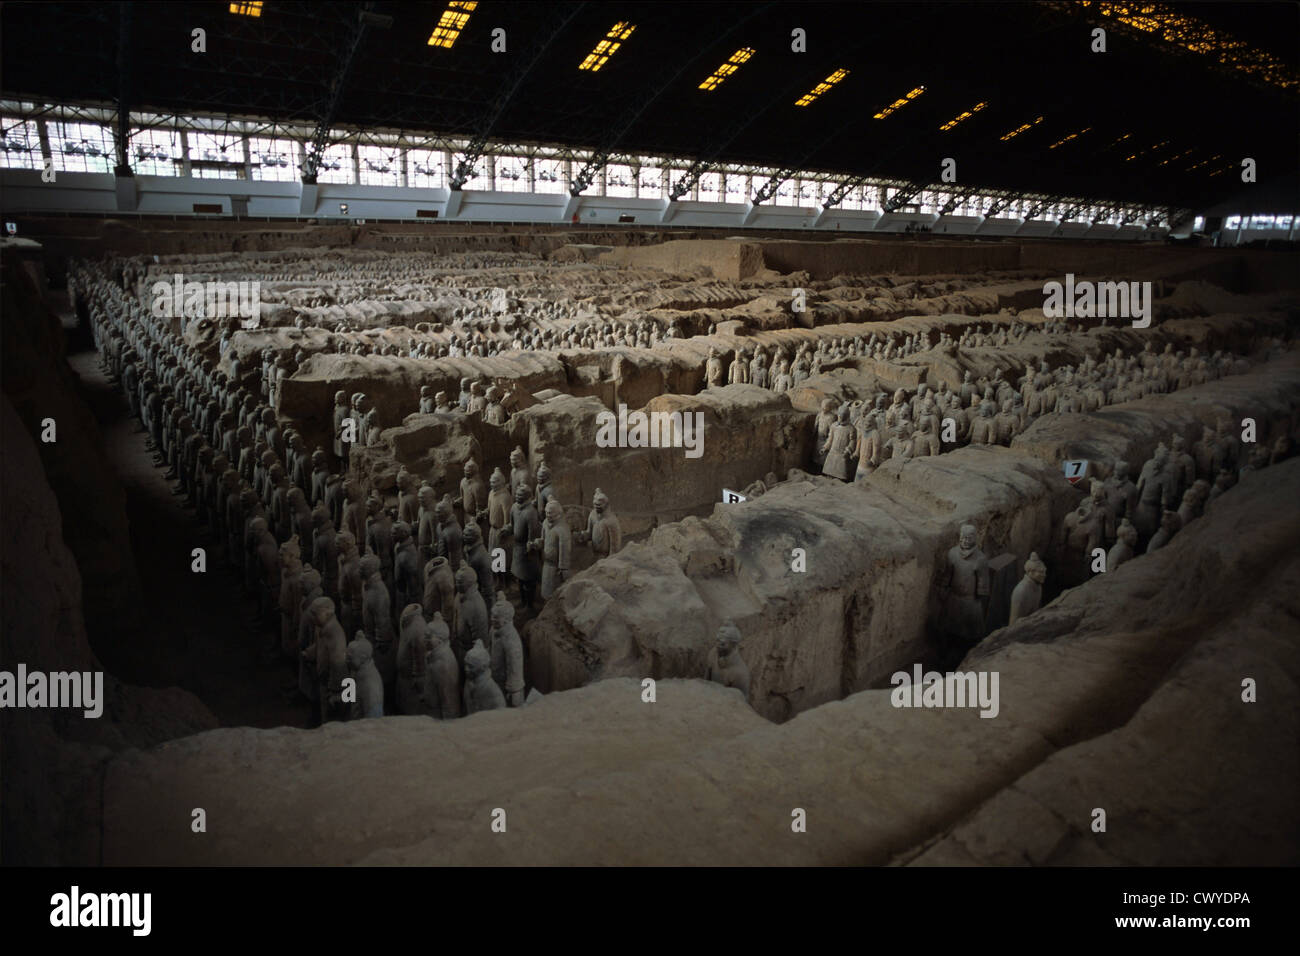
579 22 636 72
795 68 848 106
873 86 925 119
428 2 477 49
700 48 755 91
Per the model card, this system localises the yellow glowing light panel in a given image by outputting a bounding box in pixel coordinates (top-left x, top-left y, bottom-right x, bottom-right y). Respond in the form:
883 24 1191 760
999 115 1044 141
1124 138 1170 161
794 68 849 106
700 48 756 91
579 22 636 72
873 86 925 119
1048 126 1090 149
428 2 477 49
229 1 263 16
939 101 987 131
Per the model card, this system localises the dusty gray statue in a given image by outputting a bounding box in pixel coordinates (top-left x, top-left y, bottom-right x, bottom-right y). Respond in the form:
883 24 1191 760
421 612 461 719
705 619 751 704
360 553 396 700
1107 517 1139 571
346 635 385 720
416 483 439 558
434 494 464 570
305 596 348 723
296 566 323 704
396 468 420 527
423 547 457 633
454 564 490 669
460 459 488 524
1008 552 1047 624
820 405 856 481
941 523 990 651
537 498 572 600
534 462 554 517
575 487 623 560
395 602 429 716
509 483 542 608
508 446 532 498
332 390 350 461
490 592 525 707
463 639 507 715
392 521 422 616
486 467 512 560
1134 443 1173 541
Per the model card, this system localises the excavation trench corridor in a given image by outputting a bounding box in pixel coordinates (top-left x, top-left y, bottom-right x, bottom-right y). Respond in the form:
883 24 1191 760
66 338 309 730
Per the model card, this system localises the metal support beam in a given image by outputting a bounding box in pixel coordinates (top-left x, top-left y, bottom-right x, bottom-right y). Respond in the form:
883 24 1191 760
301 4 374 184
751 167 797 205
938 189 976 217
1023 199 1049 221
572 4 776 196
1060 202 1085 221
883 181 927 213
452 3 585 190
569 149 611 197
113 2 134 176
669 159 712 202
984 194 1019 218
820 175 868 210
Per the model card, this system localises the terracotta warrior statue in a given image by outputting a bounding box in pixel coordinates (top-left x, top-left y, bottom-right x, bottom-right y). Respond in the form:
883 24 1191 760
434 494 464 570
305 596 348 723
345 635 385 720
460 459 488 525
1008 552 1046 624
510 483 543 608
421 612 461 719
461 520 496 610
360 553 396 702
454 565 490 669
821 405 856 481
706 347 724 388
395 603 430 715
422 550 458 643
576 487 622 560
486 467 513 588
365 494 395 593
463 639 507 715
332 390 350 462
1103 460 1138 524
508 446 532 498
417 483 439 558
1134 443 1173 541
336 531 363 642
940 524 990 652
1107 518 1139 571
278 536 304 660
813 398 837 470
537 498 572 600
489 592 526 707
341 479 366 549
534 462 555 517
392 520 422 616
1077 479 1115 555
396 468 419 527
